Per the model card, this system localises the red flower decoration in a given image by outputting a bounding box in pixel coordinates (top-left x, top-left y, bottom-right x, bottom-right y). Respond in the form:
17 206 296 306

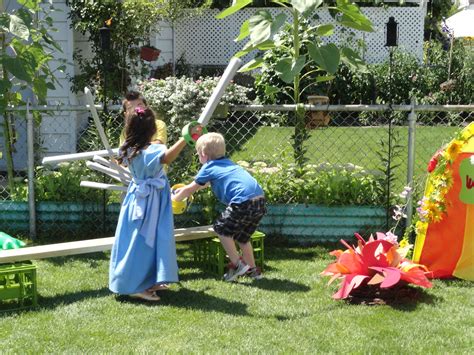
427 150 442 173
321 233 432 300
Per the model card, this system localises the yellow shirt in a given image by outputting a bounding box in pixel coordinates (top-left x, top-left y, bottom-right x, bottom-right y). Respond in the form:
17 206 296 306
119 118 168 146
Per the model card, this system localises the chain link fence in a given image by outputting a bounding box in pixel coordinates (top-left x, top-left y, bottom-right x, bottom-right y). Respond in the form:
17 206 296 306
1 104 472 241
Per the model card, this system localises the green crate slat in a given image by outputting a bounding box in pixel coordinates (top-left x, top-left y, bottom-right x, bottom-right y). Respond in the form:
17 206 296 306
0 261 38 312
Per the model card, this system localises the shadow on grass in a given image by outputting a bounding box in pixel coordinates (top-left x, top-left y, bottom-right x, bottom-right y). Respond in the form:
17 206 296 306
346 286 440 311
32 287 111 312
118 287 249 316
241 278 311 293
43 252 109 267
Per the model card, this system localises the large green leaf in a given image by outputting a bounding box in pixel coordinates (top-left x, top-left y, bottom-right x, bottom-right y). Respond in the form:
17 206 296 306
239 57 264 73
315 75 335 82
340 47 368 73
235 20 250 42
3 56 35 83
275 56 306 84
18 0 40 11
216 0 252 19
291 0 323 15
248 11 273 45
33 76 48 102
9 15 29 40
334 0 374 32
0 79 12 95
248 11 287 47
308 43 340 74
316 24 334 36
16 8 33 29
235 39 275 58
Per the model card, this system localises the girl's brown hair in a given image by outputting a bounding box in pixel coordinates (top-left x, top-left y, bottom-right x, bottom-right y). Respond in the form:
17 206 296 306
117 107 157 165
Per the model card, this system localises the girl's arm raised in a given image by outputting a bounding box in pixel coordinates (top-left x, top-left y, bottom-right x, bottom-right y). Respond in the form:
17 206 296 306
161 138 187 165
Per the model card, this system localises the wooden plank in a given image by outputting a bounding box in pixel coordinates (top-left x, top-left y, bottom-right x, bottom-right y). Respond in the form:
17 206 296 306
0 226 215 264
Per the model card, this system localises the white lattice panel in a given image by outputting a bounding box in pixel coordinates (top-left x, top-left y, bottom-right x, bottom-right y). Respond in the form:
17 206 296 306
174 5 426 66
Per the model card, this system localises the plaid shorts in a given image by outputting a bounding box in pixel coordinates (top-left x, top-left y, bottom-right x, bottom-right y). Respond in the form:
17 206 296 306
213 197 266 243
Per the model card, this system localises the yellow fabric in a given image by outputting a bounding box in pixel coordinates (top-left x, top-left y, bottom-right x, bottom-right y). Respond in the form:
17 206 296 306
453 204 474 280
413 123 474 263
119 119 168 146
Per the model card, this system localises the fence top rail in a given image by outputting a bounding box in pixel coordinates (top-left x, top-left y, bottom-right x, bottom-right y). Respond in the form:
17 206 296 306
4 104 474 113
231 104 474 112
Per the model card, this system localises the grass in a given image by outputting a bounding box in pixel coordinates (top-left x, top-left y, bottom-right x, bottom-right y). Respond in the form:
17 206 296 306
1 241 472 353
229 125 460 191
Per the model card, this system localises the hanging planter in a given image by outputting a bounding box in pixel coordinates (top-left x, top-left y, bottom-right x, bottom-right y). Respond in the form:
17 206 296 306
306 95 330 129
140 46 161 62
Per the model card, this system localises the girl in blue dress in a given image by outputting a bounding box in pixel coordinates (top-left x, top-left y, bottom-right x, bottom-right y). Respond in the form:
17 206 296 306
109 107 188 301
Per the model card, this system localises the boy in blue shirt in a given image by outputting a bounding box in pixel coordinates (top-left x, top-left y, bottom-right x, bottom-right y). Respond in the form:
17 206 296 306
172 132 266 281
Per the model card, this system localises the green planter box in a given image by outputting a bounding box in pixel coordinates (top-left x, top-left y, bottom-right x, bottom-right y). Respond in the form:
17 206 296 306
0 201 122 236
258 204 386 242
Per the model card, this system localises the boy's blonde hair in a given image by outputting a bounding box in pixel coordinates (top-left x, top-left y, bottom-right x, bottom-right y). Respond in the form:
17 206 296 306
196 132 226 160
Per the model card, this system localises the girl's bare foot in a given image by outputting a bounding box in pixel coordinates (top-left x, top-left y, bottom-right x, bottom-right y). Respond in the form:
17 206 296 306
147 284 170 292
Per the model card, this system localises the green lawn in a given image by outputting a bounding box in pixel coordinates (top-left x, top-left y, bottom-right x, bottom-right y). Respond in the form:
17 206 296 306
229 125 460 191
1 242 472 353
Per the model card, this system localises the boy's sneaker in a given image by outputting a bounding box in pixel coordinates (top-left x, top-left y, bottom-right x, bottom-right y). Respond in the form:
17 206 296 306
223 260 250 282
245 267 263 280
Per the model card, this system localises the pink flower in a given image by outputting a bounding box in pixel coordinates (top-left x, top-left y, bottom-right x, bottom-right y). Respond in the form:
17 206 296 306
135 107 145 115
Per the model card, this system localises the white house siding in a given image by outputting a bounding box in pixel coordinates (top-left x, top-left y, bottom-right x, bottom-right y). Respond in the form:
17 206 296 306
39 0 78 158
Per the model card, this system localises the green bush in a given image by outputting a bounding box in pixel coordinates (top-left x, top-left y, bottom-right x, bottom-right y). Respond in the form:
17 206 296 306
11 162 117 203
138 76 252 140
249 161 385 205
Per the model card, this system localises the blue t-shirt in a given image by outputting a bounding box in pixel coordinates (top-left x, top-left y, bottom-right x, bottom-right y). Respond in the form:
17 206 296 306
195 157 264 205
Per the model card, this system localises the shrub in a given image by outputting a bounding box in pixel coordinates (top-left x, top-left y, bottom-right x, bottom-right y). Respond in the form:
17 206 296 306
247 161 385 206
11 162 116 203
137 76 253 140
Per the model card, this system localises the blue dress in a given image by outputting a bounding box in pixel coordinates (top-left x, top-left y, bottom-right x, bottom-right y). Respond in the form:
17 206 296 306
109 144 178 295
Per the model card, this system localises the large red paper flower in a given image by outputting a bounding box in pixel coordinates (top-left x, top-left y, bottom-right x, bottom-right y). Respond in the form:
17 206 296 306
321 233 432 300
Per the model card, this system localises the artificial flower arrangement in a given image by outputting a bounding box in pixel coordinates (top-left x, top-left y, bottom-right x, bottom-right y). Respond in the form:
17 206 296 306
415 123 474 236
321 231 432 300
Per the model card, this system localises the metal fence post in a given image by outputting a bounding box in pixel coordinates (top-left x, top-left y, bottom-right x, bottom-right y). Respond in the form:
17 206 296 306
27 101 37 240
406 97 417 228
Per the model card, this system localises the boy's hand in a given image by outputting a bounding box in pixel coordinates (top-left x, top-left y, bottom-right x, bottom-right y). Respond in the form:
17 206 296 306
171 188 184 201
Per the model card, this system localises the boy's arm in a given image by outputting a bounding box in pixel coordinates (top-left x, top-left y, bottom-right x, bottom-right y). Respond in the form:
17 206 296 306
172 181 208 201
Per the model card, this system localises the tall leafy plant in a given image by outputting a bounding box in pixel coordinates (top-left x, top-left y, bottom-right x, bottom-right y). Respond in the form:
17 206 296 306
217 0 373 170
0 1 64 192
68 0 164 101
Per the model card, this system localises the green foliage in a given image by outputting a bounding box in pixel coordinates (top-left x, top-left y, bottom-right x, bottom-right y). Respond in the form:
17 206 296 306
1 0 64 193
138 76 252 141
218 0 373 169
68 0 163 101
241 160 385 205
77 111 123 152
11 162 107 203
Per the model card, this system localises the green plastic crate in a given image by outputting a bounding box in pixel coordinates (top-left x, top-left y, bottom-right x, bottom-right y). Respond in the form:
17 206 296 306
193 231 265 276
0 262 38 311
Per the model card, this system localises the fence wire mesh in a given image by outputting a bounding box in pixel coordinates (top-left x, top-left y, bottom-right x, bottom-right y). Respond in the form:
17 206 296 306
0 105 472 241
